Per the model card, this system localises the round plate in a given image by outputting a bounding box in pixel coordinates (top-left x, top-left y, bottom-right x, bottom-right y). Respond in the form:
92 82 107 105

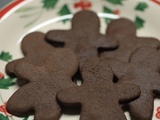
0 0 160 120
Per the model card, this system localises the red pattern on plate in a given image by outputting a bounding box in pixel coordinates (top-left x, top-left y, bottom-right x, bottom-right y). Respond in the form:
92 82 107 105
156 107 160 119
74 0 92 10
0 102 12 117
151 0 160 5
0 72 4 79
113 9 120 15
0 0 24 19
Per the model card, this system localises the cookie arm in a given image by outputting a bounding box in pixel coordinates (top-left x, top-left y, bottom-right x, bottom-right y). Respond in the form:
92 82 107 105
116 83 140 103
107 58 128 78
57 87 83 106
153 75 160 93
14 62 41 82
35 101 61 120
137 37 160 49
46 30 71 43
96 34 118 49
129 92 154 120
154 83 160 93
5 58 24 76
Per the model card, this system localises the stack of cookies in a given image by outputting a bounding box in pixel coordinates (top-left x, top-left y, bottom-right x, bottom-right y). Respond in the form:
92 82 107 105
5 10 160 120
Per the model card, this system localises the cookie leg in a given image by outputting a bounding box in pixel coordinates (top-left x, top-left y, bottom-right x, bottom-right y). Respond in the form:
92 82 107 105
80 109 95 120
80 104 100 120
80 104 127 120
129 92 154 120
57 87 83 106
35 103 61 120
6 84 33 116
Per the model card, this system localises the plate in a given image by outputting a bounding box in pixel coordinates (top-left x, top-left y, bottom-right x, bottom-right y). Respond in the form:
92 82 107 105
0 0 160 120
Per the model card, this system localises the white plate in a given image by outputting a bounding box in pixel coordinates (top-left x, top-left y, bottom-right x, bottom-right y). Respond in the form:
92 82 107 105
0 0 160 120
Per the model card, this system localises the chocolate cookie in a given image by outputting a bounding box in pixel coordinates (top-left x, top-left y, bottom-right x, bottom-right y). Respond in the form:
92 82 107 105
46 10 118 67
5 32 54 76
6 48 79 120
57 58 140 120
100 18 160 62
107 47 160 120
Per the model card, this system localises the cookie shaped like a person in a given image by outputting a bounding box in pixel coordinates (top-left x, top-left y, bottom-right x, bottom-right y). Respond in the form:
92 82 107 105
108 47 160 120
57 58 140 120
100 18 160 62
46 10 118 68
6 32 54 76
6 49 79 120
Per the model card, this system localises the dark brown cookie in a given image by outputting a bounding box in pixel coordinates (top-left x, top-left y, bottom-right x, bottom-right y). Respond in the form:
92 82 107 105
107 47 160 120
57 58 140 120
6 48 79 120
100 18 160 62
46 10 118 68
5 32 54 76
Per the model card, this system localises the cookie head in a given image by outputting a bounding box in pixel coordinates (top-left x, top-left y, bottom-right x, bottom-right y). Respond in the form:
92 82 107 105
82 58 113 84
72 10 100 32
106 18 136 37
21 32 51 55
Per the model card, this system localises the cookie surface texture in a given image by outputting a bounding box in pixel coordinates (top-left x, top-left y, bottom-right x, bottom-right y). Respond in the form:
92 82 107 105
6 48 79 120
57 58 140 120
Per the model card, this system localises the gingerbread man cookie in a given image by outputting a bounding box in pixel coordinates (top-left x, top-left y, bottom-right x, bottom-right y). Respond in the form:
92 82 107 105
100 18 160 62
6 32 54 76
6 48 79 120
107 47 160 120
46 10 118 67
57 58 140 120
